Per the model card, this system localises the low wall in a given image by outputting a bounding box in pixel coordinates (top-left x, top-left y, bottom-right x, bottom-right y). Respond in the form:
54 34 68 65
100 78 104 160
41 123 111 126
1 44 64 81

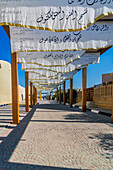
93 84 112 109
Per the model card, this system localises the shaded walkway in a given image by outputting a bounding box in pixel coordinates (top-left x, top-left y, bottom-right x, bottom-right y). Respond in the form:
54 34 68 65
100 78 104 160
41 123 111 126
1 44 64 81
0 101 113 169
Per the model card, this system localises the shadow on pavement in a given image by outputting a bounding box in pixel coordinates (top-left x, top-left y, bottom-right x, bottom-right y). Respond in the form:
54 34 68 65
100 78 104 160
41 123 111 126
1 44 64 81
0 102 112 169
35 103 112 124
88 133 113 159
63 113 112 124
37 103 76 112
0 162 86 170
2 162 87 170
0 103 86 169
0 104 37 169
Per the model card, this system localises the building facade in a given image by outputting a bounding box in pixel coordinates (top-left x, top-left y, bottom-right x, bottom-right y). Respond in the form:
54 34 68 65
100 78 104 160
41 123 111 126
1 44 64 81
102 73 113 83
0 60 25 105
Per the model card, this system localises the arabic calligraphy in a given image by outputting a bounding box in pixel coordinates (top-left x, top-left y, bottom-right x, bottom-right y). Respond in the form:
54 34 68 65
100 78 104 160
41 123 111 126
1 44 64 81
43 53 74 59
39 23 109 45
68 0 113 6
39 31 82 44
36 7 88 26
86 23 109 31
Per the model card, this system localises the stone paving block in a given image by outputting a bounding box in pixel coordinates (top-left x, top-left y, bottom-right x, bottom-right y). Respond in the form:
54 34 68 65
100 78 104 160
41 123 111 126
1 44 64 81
0 101 113 169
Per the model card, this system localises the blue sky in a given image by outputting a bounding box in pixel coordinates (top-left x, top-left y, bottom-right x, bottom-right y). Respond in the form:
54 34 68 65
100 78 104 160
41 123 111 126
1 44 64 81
0 26 113 91
64 47 113 90
0 26 25 87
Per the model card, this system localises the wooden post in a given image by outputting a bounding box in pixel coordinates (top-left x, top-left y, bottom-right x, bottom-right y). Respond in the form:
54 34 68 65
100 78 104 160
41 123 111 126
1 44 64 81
35 87 37 104
25 71 29 112
30 81 33 108
47 92 49 100
59 86 61 104
40 92 42 100
33 86 35 105
11 52 19 124
57 87 58 103
3 26 19 124
70 78 73 108
63 81 66 105
82 67 87 112
48 92 51 100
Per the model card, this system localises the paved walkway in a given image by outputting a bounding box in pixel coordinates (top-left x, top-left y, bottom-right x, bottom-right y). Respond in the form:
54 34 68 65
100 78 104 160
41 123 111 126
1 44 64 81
0 101 113 169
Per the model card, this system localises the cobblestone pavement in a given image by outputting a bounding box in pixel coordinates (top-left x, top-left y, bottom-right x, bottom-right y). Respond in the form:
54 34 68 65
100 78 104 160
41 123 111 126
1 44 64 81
0 104 28 138
0 101 113 169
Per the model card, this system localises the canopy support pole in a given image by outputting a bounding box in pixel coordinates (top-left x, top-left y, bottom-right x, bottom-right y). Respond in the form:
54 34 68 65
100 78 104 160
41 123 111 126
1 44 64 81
59 86 61 104
40 92 42 100
57 87 58 103
70 78 73 108
3 26 19 124
25 71 29 112
30 81 33 108
33 86 35 105
63 81 65 105
35 88 37 104
47 92 49 100
82 67 87 112
11 52 19 124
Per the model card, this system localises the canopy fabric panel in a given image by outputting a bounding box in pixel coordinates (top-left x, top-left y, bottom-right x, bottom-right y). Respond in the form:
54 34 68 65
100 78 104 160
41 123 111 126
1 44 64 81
34 80 76 91
0 1 113 32
10 22 113 52
34 86 55 91
28 71 65 79
22 53 100 74
17 51 84 67
34 83 62 89
29 71 77 84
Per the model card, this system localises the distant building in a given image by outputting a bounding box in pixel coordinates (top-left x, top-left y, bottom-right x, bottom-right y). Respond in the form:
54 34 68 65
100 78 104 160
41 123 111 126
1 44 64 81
102 73 113 83
0 60 26 105
76 88 82 92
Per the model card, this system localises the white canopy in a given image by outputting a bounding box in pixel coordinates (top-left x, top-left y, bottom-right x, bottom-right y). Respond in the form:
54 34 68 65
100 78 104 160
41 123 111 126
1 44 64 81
22 53 100 75
17 51 84 67
1 1 113 31
28 71 64 79
11 22 113 52
29 71 77 84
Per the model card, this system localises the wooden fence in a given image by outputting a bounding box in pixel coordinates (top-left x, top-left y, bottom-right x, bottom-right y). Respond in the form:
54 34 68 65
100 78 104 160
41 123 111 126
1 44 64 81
93 84 113 109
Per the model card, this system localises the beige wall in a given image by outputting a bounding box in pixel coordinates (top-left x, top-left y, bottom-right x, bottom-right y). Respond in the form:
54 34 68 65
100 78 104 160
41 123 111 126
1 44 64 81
0 60 29 105
0 60 12 105
19 85 25 101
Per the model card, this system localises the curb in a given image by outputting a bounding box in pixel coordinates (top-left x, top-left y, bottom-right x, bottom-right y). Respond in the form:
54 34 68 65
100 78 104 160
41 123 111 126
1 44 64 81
73 105 112 117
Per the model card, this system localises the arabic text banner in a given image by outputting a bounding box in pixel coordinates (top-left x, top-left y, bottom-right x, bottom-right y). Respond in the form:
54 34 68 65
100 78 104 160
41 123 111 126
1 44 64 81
10 22 113 52
1 0 113 31
22 53 100 74
17 51 84 66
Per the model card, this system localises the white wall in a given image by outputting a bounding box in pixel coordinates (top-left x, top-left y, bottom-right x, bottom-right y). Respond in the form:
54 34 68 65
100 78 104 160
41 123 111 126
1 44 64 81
0 60 29 104
0 60 12 104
